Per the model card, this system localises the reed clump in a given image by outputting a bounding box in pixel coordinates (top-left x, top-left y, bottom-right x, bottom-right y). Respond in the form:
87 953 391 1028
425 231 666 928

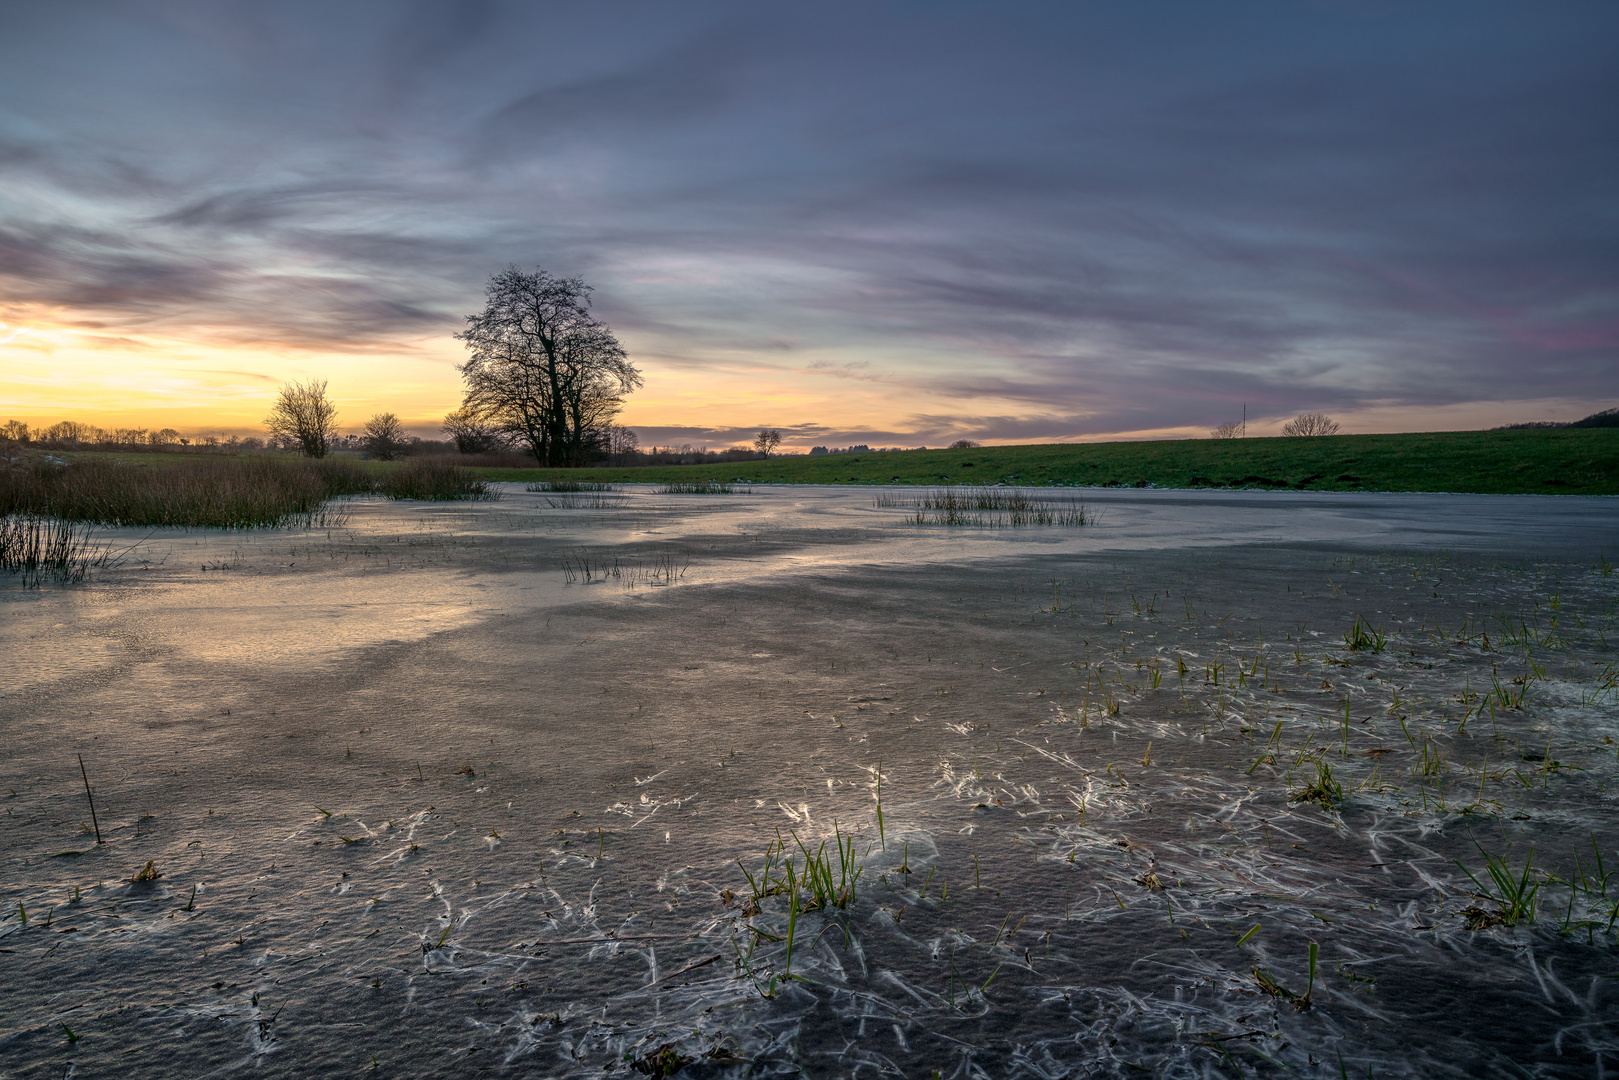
374 461 493 501
526 479 614 493
1 455 371 528
735 827 864 915
0 516 109 585
875 486 1091 526
527 480 620 508
1289 759 1343 807
660 479 739 494
1457 846 1540 927
1 454 491 528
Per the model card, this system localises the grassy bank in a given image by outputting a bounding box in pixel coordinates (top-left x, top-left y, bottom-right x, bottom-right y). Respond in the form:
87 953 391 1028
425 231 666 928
472 428 1619 495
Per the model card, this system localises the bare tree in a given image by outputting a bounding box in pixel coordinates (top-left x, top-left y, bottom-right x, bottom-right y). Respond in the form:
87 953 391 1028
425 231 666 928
606 424 639 464
40 421 101 446
455 268 641 467
363 412 406 460
949 439 979 449
1281 412 1341 437
264 379 338 458
442 407 504 454
1210 421 1242 439
754 429 782 457
0 420 29 443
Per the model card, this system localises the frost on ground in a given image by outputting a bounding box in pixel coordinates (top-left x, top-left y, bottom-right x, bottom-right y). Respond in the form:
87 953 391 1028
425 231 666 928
0 489 1615 1078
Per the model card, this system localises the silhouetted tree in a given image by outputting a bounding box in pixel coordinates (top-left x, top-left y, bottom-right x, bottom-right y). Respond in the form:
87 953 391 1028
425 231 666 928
40 421 101 446
1210 422 1242 439
1281 413 1340 437
363 412 406 460
264 379 338 458
442 407 504 454
605 424 639 464
753 429 782 457
949 439 979 449
454 268 642 467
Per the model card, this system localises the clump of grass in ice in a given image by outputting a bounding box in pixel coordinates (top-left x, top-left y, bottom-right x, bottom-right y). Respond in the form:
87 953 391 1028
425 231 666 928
1343 616 1387 652
527 479 614 493
660 479 741 494
1457 845 1540 927
733 825 864 915
1289 759 1342 807
876 487 1090 526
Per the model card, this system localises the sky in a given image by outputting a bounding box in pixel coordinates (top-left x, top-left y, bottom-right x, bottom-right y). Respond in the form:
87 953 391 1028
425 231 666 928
1 1 1615 449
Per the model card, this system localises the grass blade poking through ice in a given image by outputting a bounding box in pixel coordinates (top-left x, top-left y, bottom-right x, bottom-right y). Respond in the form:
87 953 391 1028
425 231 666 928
1457 845 1540 926
875 758 885 850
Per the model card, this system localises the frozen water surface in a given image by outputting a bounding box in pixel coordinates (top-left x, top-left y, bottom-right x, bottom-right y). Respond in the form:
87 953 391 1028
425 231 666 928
1 487 1616 1078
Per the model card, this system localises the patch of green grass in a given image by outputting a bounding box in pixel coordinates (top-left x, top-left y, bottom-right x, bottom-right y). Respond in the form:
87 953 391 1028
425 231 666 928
1289 759 1343 808
458 428 1618 494
1457 845 1540 927
1344 617 1388 652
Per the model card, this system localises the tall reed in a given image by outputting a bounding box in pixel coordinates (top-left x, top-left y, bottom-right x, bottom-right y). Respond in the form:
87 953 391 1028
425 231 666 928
1 456 370 528
1 454 490 528
374 461 493 501
874 487 1091 526
0 517 108 585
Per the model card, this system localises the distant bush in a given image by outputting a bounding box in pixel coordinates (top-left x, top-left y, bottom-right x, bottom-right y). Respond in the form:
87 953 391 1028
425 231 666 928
1281 413 1341 437
1494 407 1618 431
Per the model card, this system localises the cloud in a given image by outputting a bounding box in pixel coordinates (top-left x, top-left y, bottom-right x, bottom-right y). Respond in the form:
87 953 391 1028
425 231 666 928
0 2 1614 432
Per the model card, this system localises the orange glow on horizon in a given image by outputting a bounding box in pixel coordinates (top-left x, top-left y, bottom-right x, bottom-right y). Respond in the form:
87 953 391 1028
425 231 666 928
1 309 1602 446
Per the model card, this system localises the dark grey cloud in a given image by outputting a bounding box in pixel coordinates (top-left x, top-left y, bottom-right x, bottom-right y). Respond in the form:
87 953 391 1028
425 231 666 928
1 1 1614 433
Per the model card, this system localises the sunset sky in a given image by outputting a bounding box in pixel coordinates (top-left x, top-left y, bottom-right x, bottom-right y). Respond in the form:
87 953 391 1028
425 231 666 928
2 2 1615 449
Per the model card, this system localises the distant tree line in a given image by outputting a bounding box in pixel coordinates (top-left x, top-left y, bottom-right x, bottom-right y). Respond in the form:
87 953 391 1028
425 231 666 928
1494 407 1619 431
1 420 194 449
808 443 924 455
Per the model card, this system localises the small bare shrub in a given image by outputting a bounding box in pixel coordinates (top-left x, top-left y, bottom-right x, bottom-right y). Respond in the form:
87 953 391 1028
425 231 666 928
1281 413 1341 437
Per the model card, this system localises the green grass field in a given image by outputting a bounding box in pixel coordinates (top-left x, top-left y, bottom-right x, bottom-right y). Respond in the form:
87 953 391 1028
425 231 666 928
43 427 1618 496
473 428 1619 495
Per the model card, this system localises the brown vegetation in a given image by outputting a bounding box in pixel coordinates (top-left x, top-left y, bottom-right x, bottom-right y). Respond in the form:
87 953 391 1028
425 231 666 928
1 455 368 527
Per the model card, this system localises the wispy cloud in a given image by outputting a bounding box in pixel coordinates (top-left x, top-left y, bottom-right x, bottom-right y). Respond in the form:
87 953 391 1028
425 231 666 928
1 2 1613 434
